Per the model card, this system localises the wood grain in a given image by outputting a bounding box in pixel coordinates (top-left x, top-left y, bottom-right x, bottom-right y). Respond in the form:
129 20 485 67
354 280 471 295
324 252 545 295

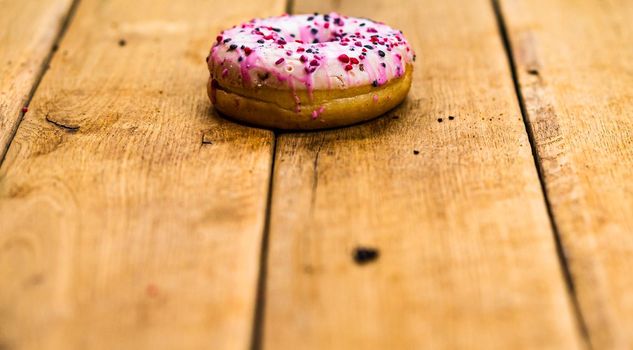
499 0 633 347
0 0 74 160
0 0 284 349
262 0 584 348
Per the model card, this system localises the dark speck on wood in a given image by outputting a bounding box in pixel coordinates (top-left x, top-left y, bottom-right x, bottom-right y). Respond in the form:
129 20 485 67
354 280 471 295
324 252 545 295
353 246 379 265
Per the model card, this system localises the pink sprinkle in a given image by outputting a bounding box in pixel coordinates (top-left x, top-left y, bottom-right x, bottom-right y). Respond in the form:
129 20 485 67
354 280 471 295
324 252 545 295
355 41 362 47
21 106 28 113
310 59 319 66
338 54 349 63
311 106 325 120
216 35 223 43
367 28 378 33
350 57 359 64
297 47 305 52
275 58 285 65
324 22 330 29
300 55 307 62
345 64 353 71
243 47 252 55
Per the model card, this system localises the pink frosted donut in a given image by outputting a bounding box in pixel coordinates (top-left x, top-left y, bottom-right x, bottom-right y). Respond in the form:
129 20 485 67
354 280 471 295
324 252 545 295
207 13 415 129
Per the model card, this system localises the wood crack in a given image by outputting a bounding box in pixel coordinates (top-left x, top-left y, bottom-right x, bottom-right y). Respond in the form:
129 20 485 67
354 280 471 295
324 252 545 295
310 136 326 213
45 115 80 132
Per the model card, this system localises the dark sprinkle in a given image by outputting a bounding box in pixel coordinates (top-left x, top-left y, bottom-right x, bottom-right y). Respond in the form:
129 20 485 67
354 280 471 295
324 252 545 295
272 27 281 32
413 54 417 61
307 16 314 21
312 38 319 43
449 116 455 120
306 49 313 53
413 149 420 155
240 45 245 49
438 118 443 123
372 80 378 87
228 44 237 51
353 247 379 265
324 14 330 21
223 38 232 43
238 56 243 62
364 44 373 49
313 12 319 15
311 28 318 35
360 22 366 27
380 62 386 67
378 50 385 57
118 39 126 46
257 39 265 44
333 18 341 25
290 33 296 37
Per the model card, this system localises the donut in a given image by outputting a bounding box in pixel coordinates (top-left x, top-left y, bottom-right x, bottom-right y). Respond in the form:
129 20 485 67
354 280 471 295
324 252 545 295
206 13 415 129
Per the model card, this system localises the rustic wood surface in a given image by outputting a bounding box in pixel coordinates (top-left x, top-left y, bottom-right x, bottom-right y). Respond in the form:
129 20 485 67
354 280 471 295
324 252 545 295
261 0 583 349
0 0 631 348
0 0 283 349
0 0 74 160
500 0 633 348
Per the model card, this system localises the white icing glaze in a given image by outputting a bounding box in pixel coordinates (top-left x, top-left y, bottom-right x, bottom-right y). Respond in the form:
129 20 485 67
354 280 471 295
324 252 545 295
208 13 415 92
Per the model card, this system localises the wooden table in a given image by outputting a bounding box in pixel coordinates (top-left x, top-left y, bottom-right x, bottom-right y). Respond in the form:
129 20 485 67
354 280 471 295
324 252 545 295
1 0 632 348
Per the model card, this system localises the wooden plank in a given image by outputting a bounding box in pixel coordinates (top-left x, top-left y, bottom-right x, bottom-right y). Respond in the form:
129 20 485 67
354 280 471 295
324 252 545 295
0 0 74 159
262 0 584 348
498 0 633 347
0 0 284 349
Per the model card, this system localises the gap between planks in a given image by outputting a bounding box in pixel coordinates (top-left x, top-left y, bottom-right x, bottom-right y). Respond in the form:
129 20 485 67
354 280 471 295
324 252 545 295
0 0 81 166
250 2 293 348
490 0 592 347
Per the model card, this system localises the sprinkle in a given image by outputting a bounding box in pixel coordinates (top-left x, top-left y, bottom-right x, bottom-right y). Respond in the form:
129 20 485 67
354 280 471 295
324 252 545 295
223 38 232 43
275 57 285 65
312 39 319 43
355 41 362 47
243 47 252 55
300 55 307 62
345 64 353 71
380 62 386 67
378 50 385 57
372 80 378 87
324 22 330 29
228 44 237 51
311 28 318 35
216 35 223 43
350 57 359 64
238 56 243 62
338 54 350 63
257 39 265 44
310 59 320 66
21 106 28 113
277 39 286 45
364 45 373 49
359 23 366 27
297 47 305 52
307 16 314 21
